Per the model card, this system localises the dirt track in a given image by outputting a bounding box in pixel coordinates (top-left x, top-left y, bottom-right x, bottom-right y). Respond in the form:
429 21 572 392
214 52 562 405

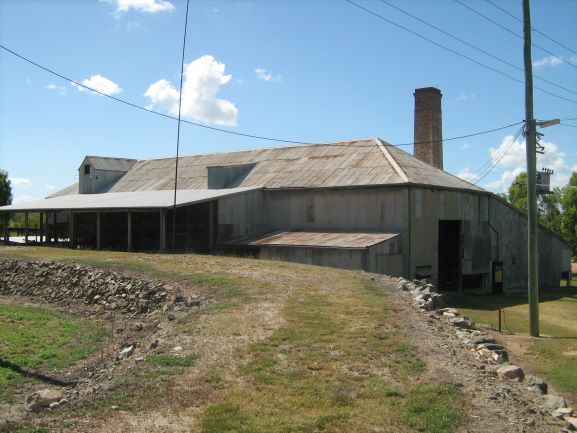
0 253 571 432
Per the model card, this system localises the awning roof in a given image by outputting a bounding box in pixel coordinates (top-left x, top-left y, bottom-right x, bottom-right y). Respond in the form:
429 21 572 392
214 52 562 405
0 187 261 212
249 231 400 249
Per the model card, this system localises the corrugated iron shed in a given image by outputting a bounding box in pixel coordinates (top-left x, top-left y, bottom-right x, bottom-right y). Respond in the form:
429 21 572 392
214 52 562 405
250 231 400 249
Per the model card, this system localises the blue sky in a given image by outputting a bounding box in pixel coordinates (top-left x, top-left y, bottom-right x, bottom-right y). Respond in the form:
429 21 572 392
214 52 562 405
1 0 576 203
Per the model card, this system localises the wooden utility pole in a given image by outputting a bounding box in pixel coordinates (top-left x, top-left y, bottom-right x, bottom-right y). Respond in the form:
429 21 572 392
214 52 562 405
523 0 539 337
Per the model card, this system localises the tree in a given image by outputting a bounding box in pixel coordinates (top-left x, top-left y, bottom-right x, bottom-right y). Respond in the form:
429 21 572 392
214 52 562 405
507 171 528 212
539 187 562 234
0 170 12 230
561 172 577 256
505 171 563 237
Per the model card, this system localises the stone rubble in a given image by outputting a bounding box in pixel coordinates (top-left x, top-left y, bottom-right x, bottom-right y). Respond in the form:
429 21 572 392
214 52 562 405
0 258 202 315
396 276 575 430
25 389 64 413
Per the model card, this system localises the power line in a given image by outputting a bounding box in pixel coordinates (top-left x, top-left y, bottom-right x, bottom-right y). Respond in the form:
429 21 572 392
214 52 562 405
377 0 577 97
454 0 577 71
474 124 525 184
471 125 521 182
0 43 523 148
559 123 577 128
343 0 577 105
485 0 577 57
0 43 313 145
171 0 190 250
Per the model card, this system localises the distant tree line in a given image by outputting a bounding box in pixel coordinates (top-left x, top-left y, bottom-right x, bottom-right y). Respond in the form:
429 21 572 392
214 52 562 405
504 171 577 257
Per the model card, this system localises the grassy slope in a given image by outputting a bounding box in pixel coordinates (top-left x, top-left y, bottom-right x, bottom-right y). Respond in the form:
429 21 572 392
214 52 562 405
0 305 103 402
1 247 465 433
446 288 577 400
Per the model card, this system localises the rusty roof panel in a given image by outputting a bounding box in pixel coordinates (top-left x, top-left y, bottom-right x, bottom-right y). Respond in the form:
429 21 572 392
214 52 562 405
250 231 400 249
57 139 485 196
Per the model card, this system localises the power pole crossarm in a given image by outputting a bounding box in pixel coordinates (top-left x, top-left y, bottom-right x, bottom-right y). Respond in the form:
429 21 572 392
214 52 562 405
523 0 539 337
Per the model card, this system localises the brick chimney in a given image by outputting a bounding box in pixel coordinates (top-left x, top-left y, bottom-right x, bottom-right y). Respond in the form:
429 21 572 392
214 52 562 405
413 87 443 170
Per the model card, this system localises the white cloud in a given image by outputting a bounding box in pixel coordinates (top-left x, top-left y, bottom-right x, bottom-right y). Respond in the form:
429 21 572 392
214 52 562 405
480 135 573 192
450 93 476 104
8 177 31 188
103 0 174 16
46 83 68 95
46 184 56 190
72 74 122 96
255 68 283 82
144 55 238 126
483 166 525 192
456 168 477 183
533 55 563 69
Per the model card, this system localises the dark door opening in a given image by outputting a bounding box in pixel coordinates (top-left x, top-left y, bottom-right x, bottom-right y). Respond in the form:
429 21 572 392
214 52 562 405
492 261 504 294
438 220 461 291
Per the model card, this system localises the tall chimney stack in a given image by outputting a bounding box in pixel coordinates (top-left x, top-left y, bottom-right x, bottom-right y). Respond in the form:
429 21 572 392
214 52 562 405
413 87 443 170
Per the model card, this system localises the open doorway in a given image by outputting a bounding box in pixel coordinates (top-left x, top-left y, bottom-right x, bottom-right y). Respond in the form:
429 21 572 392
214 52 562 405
438 220 461 291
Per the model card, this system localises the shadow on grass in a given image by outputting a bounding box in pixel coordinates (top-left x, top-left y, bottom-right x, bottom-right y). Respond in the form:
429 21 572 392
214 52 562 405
0 358 76 387
444 287 577 311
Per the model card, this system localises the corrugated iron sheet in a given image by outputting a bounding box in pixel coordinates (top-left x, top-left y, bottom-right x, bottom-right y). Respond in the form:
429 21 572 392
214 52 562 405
0 187 260 212
250 231 400 249
85 156 137 172
49 139 485 199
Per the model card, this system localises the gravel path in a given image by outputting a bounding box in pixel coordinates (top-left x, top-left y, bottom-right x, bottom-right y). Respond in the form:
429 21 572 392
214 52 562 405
377 275 570 433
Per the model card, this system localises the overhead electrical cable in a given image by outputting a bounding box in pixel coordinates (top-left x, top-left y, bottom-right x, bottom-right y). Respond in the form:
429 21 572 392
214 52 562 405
468 127 518 181
171 0 190 249
454 0 577 71
485 0 577 56
378 0 577 96
343 0 577 104
0 43 522 148
559 123 577 128
474 124 525 184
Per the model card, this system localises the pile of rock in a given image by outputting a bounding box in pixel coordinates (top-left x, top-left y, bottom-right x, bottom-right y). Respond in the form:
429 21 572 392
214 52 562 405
397 278 447 311
0 259 199 315
396 276 576 431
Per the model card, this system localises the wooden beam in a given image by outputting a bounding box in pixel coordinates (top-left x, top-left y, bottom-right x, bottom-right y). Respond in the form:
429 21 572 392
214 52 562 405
208 201 215 253
127 212 133 252
96 212 101 250
40 212 44 244
159 209 166 252
68 211 75 248
24 212 29 245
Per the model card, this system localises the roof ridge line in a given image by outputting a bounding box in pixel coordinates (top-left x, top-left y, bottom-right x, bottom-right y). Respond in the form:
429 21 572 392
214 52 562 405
374 138 409 182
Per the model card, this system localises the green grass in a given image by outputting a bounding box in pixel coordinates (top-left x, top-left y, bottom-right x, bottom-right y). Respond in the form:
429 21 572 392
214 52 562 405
403 385 465 433
0 247 466 432
446 288 577 398
147 354 197 367
200 277 464 433
0 304 103 397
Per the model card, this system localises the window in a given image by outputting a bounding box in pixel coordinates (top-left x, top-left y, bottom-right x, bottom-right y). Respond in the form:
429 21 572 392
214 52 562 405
84 164 91 175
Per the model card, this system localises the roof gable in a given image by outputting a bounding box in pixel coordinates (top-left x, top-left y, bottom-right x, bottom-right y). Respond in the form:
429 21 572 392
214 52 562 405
82 156 137 172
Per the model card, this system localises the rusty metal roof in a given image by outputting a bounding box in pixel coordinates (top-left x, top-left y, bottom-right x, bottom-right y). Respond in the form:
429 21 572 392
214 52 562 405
250 231 400 249
46 139 484 199
102 139 484 193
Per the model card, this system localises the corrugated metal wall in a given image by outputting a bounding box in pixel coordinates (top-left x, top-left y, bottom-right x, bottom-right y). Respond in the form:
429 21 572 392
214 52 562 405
216 185 570 290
